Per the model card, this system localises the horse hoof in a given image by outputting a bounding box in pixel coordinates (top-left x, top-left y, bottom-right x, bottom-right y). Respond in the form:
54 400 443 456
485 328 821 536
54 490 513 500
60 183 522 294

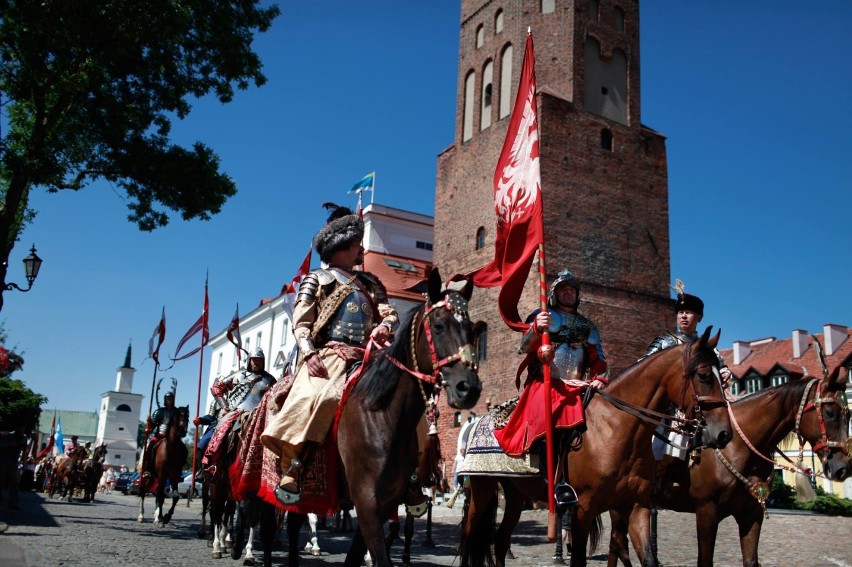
311 549 321 557
243 559 256 566
212 551 222 559
137 517 144 523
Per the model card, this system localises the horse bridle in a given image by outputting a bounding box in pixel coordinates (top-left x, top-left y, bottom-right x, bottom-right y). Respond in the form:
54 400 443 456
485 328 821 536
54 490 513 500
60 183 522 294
383 291 478 389
795 378 851 458
677 341 728 426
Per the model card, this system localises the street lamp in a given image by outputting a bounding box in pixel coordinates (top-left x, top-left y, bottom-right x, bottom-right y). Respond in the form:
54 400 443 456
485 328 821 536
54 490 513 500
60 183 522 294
4 245 43 292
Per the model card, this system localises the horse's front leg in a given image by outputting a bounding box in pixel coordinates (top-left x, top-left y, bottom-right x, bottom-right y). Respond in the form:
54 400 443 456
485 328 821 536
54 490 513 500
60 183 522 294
137 492 146 523
734 508 764 567
694 505 722 567
347 500 391 567
607 510 634 567
625 504 656 567
494 480 525 567
286 512 306 567
305 512 321 556
344 527 370 567
154 489 166 527
162 490 180 525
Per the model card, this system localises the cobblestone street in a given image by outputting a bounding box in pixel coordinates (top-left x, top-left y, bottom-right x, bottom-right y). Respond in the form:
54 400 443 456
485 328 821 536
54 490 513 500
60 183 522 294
0 490 850 566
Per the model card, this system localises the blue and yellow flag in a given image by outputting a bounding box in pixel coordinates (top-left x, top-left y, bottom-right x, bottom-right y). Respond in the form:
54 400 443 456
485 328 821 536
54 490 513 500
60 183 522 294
348 171 375 194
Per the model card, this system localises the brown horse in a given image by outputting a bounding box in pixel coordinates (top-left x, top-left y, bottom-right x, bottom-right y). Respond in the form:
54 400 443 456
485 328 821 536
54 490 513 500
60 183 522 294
334 267 483 567
49 444 107 502
460 327 733 567
608 366 851 567
81 444 108 502
137 405 189 526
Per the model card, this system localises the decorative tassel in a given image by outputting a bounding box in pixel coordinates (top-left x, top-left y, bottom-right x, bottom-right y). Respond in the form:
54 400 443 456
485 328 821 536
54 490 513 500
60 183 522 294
794 459 817 503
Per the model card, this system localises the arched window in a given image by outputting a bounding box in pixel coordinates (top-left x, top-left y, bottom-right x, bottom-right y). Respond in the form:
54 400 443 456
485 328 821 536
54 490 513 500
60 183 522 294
614 6 625 32
499 44 513 119
454 411 463 427
474 323 488 362
463 71 475 142
476 24 484 48
589 0 599 20
475 227 486 250
116 404 131 412
481 60 493 130
601 128 613 151
583 38 628 125
495 10 504 33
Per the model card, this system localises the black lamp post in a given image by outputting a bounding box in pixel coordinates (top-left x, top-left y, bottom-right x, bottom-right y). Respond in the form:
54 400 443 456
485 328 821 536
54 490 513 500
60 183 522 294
4 245 43 292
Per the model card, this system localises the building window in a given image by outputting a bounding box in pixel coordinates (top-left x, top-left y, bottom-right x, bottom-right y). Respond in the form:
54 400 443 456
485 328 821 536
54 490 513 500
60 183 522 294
416 241 433 251
614 6 625 32
601 128 613 151
475 227 486 250
589 0 599 20
481 60 493 130
542 0 555 14
463 71 475 142
476 24 484 48
114 455 122 460
475 323 488 362
281 319 291 344
746 377 761 394
116 404 131 412
256 332 262 355
728 381 740 396
217 352 223 374
499 44 513 119
770 374 788 387
454 411 463 427
495 10 504 33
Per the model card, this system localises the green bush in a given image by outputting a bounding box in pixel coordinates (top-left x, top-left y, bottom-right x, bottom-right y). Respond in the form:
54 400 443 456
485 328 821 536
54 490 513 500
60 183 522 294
799 490 852 517
766 472 796 509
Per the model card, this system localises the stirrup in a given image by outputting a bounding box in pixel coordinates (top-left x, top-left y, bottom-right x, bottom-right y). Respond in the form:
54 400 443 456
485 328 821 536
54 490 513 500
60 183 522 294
554 481 578 512
273 485 301 506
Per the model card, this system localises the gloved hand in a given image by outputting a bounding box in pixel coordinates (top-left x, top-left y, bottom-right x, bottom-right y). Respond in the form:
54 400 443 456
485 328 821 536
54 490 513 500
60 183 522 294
193 417 202 426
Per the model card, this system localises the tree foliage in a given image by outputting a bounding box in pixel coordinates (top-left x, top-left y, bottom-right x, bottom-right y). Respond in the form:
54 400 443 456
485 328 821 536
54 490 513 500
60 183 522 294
0 323 45 431
0 0 280 309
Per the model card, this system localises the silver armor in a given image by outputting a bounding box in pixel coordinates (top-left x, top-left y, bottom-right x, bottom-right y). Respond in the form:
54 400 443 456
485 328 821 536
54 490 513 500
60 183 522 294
236 373 276 412
640 330 696 361
327 286 375 346
225 371 255 409
519 310 605 382
151 406 177 436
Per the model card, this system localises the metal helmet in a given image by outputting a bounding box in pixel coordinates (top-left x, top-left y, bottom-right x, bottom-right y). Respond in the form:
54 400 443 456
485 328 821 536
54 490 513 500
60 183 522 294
548 269 581 309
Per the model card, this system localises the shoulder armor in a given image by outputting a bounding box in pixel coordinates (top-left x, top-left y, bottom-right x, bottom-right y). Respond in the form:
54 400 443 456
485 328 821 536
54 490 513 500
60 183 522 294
312 268 336 285
298 270 331 303
357 271 388 303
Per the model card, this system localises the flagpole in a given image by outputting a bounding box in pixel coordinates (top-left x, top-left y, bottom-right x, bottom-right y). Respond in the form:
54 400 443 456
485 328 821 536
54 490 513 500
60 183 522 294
141 360 159 474
537 244 558 540
189 274 209 506
371 171 375 204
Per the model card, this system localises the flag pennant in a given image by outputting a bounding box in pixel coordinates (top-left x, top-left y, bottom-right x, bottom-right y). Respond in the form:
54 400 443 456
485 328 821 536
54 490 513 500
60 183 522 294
171 279 210 361
348 171 375 194
36 413 56 460
468 33 543 332
148 307 166 365
282 248 312 295
54 416 64 455
226 304 246 362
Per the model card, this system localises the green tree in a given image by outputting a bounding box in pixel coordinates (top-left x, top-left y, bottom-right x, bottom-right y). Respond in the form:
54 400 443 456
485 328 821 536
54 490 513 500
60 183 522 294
0 323 46 432
0 0 280 311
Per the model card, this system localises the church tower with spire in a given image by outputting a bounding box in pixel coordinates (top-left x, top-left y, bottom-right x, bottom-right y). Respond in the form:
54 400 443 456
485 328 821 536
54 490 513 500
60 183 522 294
434 0 673 423
96 343 144 469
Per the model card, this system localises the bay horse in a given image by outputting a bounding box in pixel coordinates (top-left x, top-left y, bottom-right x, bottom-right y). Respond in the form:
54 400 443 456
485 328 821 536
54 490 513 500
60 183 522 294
460 327 732 567
138 405 189 527
81 444 108 502
336 267 482 567
608 365 851 567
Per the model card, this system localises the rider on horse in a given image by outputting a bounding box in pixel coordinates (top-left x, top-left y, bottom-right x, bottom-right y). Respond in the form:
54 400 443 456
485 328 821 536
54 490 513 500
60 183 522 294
142 388 177 478
66 435 88 472
200 347 276 474
493 269 609 502
261 202 399 506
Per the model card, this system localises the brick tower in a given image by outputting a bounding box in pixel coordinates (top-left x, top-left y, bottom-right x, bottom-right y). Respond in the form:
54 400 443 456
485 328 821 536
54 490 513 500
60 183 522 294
433 0 673 463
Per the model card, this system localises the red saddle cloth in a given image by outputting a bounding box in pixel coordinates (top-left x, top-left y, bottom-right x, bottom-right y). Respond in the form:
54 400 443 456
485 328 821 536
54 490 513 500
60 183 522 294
493 377 586 457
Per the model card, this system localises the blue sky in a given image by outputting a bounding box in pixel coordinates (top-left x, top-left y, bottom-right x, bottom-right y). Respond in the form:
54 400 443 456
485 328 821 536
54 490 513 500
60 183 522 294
3 1 850 415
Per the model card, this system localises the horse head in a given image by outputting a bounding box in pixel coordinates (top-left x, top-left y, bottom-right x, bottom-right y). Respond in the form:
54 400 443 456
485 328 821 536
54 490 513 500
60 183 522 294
797 366 851 481
170 406 191 438
412 268 482 409
93 444 108 464
677 326 732 450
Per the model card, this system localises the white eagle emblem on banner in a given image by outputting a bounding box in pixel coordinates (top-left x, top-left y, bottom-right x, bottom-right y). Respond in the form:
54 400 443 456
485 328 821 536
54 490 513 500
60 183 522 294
494 83 540 224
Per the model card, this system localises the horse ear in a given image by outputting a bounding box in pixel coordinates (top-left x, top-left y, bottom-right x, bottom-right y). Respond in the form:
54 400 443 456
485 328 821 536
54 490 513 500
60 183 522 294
697 326 713 349
460 277 474 301
825 365 845 390
427 268 442 303
708 327 721 349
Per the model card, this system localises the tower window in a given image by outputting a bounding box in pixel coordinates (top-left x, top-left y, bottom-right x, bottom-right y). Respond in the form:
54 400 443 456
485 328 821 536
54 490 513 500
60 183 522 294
500 44 513 119
476 24 484 48
116 404 131 412
614 7 625 32
481 60 493 130
601 128 613 151
589 0 599 20
475 227 486 250
475 323 488 362
454 411 462 427
495 10 504 34
542 0 555 14
463 71 475 142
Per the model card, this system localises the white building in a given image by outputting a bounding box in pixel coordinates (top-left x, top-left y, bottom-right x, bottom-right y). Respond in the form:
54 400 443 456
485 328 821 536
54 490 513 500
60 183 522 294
204 203 434 409
95 344 143 468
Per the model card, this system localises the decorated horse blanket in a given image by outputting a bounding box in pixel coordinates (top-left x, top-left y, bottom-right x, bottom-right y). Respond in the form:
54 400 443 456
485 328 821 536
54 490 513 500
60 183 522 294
458 403 540 477
254 376 341 516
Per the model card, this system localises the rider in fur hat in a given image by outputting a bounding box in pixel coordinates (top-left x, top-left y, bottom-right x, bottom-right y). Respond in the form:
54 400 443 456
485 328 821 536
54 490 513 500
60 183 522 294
261 202 398 505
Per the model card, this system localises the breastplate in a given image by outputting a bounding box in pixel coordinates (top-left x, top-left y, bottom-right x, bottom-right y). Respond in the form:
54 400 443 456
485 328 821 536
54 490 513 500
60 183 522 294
549 312 592 381
227 377 254 409
236 375 275 412
327 286 375 346
156 408 175 435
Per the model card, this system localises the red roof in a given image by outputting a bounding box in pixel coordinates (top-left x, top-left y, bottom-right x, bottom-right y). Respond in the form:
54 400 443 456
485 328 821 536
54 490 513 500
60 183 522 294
362 251 431 303
719 327 852 379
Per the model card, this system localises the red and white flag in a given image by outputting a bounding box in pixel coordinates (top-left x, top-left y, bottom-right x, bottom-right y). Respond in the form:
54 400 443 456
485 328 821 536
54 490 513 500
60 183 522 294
172 279 210 361
282 247 312 295
226 304 246 362
35 413 56 460
469 33 543 331
148 307 166 365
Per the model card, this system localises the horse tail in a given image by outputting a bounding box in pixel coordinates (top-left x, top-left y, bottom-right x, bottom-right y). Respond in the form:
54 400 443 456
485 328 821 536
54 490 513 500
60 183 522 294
588 513 604 556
